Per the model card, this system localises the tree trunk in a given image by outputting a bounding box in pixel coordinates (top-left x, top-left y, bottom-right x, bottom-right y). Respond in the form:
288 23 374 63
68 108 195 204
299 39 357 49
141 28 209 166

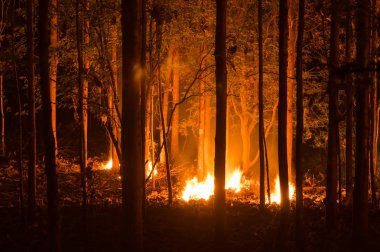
76 0 87 212
156 18 172 205
50 0 58 154
295 0 305 250
287 0 298 176
0 74 4 156
214 0 227 242
171 48 180 159
353 0 370 247
326 0 340 232
258 0 265 208
38 0 60 249
121 0 144 249
27 0 36 223
345 0 354 206
198 43 206 178
11 0 25 223
110 20 119 169
276 0 290 249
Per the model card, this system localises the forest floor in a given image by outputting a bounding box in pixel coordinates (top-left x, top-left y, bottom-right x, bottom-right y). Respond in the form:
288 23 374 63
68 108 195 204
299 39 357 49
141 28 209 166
0 157 380 252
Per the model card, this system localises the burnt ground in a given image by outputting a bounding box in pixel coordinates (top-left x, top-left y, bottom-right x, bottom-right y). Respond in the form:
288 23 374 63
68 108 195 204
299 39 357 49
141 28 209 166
0 158 380 252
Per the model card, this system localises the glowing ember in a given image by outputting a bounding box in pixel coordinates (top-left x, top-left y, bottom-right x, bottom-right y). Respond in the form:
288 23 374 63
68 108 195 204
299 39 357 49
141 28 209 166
181 168 244 202
269 176 295 204
103 159 113 170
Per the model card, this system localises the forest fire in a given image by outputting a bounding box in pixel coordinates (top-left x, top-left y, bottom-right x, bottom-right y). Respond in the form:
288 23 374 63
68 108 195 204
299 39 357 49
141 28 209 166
181 168 245 202
269 176 295 204
102 159 113 170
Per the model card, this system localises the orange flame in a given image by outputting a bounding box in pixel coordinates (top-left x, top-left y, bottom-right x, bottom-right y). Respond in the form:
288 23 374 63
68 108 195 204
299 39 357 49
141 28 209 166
269 176 295 204
181 168 245 202
103 159 113 170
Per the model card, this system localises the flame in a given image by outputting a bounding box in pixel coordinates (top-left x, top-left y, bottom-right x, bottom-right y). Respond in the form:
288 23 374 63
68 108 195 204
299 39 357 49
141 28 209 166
269 176 295 204
103 159 113 170
181 168 244 202
225 169 243 193
146 161 157 178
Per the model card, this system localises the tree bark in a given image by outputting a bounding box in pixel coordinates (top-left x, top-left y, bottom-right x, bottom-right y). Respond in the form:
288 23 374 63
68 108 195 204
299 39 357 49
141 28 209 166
276 0 290 249
258 0 265 208
38 0 60 250
121 0 144 249
49 0 58 154
287 0 298 176
76 0 87 212
27 0 36 223
110 20 119 169
353 0 370 247
0 74 4 156
295 0 305 250
198 43 206 178
214 0 227 242
326 0 340 232
171 48 180 159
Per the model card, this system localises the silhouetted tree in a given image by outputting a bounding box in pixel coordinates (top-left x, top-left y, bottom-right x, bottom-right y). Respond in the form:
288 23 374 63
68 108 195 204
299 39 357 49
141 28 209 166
276 0 290 249
214 0 227 242
353 0 370 248
27 0 36 223
121 0 144 249
295 0 305 250
39 0 60 250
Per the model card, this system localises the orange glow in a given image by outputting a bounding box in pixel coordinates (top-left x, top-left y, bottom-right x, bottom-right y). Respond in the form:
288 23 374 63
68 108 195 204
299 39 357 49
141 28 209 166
102 159 113 170
181 168 245 202
269 176 295 204
146 161 157 178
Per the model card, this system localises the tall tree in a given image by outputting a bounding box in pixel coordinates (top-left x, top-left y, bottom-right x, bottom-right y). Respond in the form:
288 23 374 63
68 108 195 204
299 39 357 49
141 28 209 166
39 0 60 250
276 0 290 249
171 48 180 159
109 17 119 169
326 0 340 232
353 0 370 247
27 0 37 223
121 0 144 249
76 0 87 211
295 0 305 249
198 42 206 178
49 0 58 154
214 0 227 242
258 0 265 208
287 0 298 174
345 0 354 206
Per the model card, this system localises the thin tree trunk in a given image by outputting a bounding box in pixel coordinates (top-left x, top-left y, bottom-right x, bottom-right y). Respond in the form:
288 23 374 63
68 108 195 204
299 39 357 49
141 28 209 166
156 19 172 205
76 0 87 212
276 0 290 249
38 0 60 249
345 0 354 206
287 0 298 176
258 0 265 208
11 0 25 223
121 0 144 249
110 20 119 169
171 48 180 159
295 0 305 249
353 0 370 247
214 0 227 242
326 0 340 233
50 0 58 154
27 0 36 223
198 43 206 179
0 74 4 156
